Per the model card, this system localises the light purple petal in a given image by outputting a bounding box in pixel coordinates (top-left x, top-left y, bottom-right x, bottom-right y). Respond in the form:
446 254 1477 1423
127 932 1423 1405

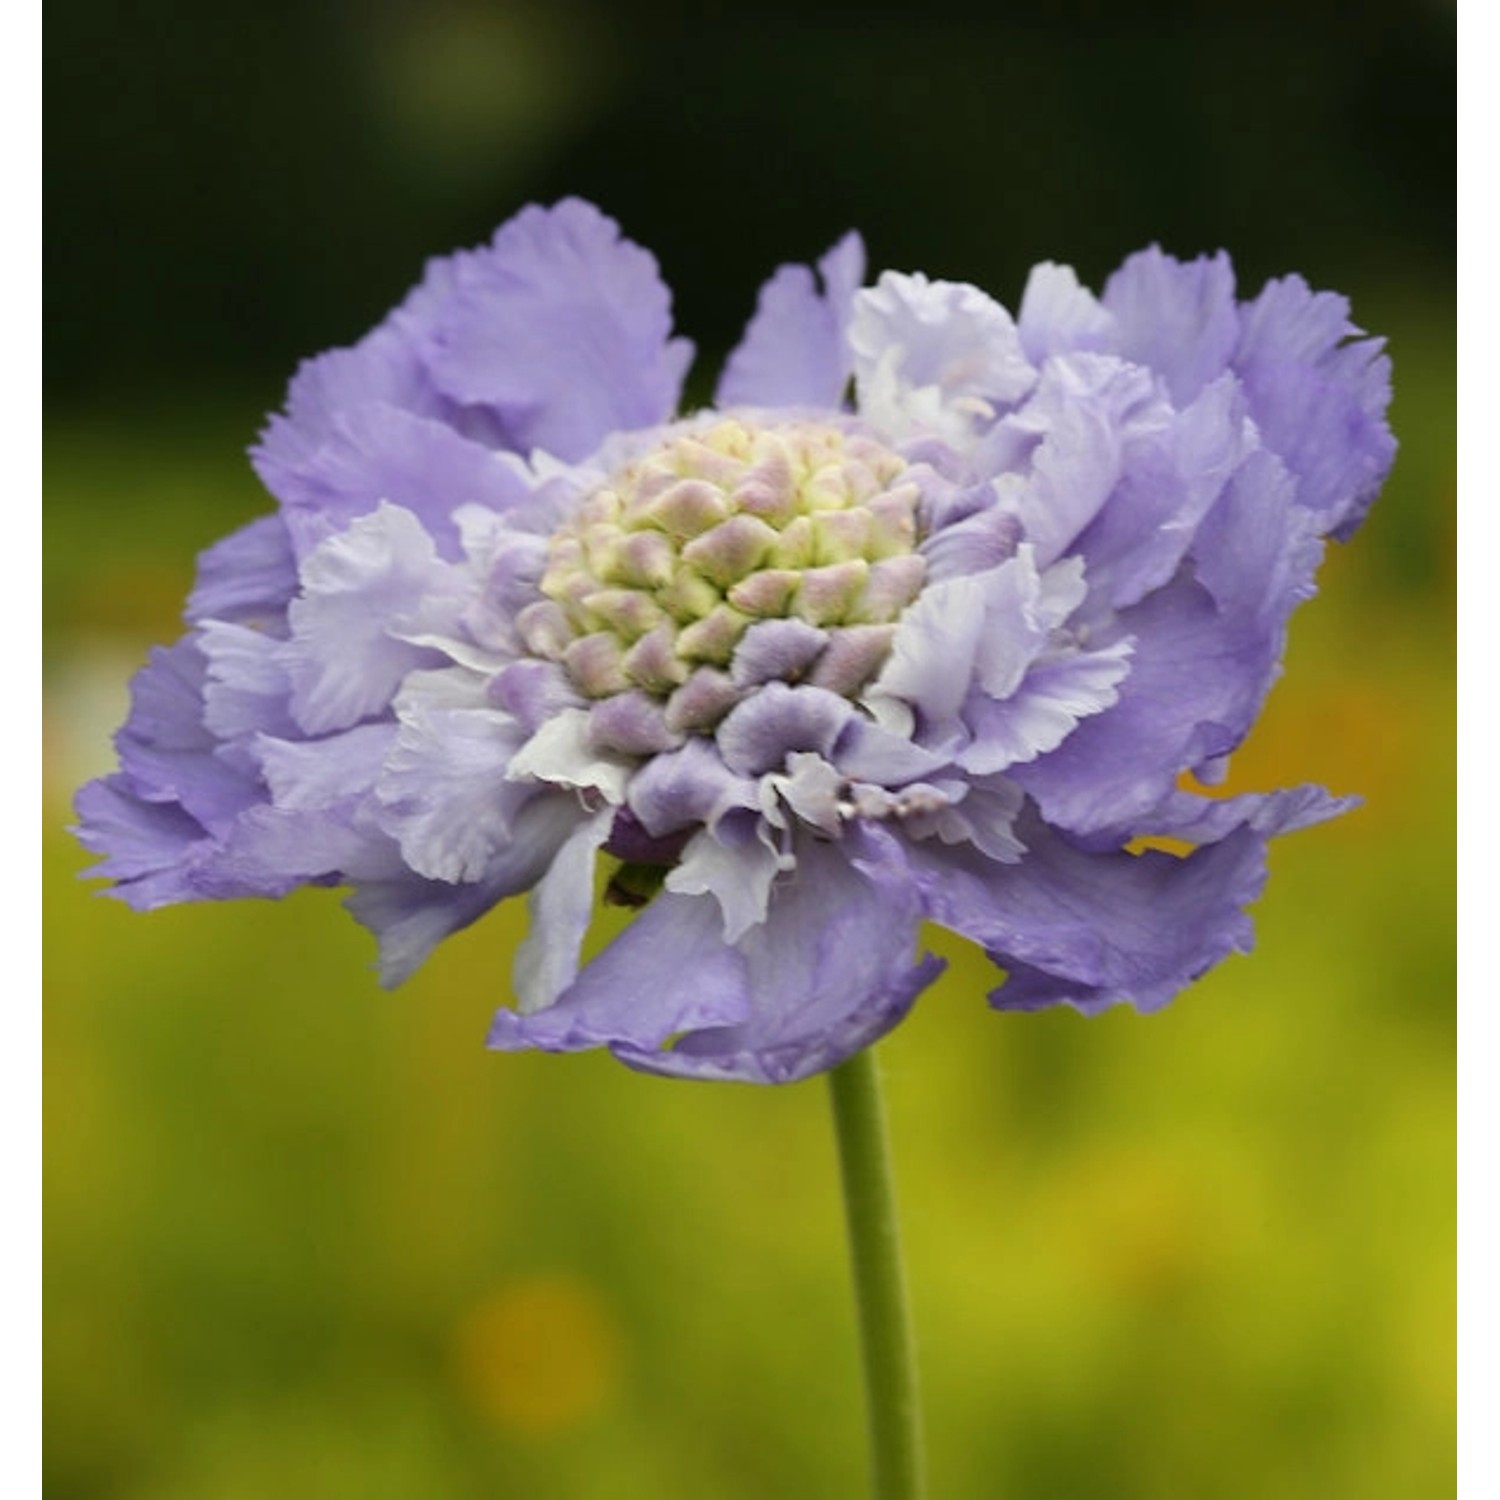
1013 450 1322 842
214 802 407 888
1102 247 1239 405
614 827 944 1084
1143 783 1357 845
256 723 397 809
374 704 531 883
346 792 586 985
1067 372 1254 614
958 640 1133 775
986 354 1170 569
260 404 537 562
487 889 751 1053
625 735 759 837
254 324 439 476
186 515 298 625
851 272 1037 449
412 199 693 462
198 621 298 741
716 231 866 409
108 638 264 833
664 820 783 942
714 682 854 776
1231 273 1395 539
1016 262 1116 364
869 568 991 739
905 810 1266 1014
73 775 222 907
512 810 615 1014
505 707 631 804
919 494 1022 584
281 504 462 736
832 714 951 787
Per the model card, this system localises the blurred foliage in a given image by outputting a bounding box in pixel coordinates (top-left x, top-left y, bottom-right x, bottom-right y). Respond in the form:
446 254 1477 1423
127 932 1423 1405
45 2 1453 1496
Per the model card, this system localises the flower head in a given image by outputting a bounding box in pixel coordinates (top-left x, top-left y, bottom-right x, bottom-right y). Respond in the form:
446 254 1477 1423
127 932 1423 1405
74 199 1395 1083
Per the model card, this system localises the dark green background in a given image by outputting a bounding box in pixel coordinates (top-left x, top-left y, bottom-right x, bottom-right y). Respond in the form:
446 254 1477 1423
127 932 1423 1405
46 4 1454 1497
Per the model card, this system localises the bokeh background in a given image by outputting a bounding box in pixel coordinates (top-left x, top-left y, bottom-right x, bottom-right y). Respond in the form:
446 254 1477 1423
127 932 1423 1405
45 2 1454 1496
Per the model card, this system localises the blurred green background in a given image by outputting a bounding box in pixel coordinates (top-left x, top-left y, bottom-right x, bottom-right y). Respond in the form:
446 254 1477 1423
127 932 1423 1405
45 2 1453 1496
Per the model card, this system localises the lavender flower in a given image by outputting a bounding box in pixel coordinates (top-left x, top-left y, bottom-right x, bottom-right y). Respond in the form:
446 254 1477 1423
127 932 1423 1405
74 199 1394 1083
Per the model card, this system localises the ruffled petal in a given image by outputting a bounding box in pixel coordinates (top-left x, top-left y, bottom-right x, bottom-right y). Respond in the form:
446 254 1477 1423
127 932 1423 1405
1016 262 1116 364
505 707 632 804
72 775 226 907
186 515 298 625
1102 247 1239 405
905 809 1269 1014
411 199 694 462
108 638 264 833
664 817 783 942
259 403 537 562
983 354 1171 570
616 827 944 1083
716 231 866 409
198 621 298 741
256 723 396 809
1012 449 1323 843
280 504 464 736
488 888 751 1054
374 704 532 883
1231 273 1395 539
851 272 1037 450
1067 372 1254 614
346 792 585 985
1141 782 1356 845
511 810 615 1014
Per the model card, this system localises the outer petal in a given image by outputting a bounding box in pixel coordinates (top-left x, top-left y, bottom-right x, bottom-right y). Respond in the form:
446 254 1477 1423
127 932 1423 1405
1142 782 1357 845
412 199 693 462
186 515 298 625
614 827 945 1084
1067 372 1255 614
1012 450 1322 843
253 324 440 479
1231 273 1395 539
488 889 751 1054
985 354 1172 570
716 232 866 409
905 810 1268 1015
1016 262 1116 364
73 776 233 908
260 404 537 562
1102 247 1239 405
346 792 586 986
106 638 264 834
198 621 298 742
255 722 396 809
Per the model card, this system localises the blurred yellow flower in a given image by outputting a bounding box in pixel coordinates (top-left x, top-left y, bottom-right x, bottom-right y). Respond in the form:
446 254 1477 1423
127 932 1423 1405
451 1273 623 1436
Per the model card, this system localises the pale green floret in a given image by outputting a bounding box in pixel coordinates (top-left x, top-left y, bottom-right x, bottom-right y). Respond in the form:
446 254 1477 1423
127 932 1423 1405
535 418 927 724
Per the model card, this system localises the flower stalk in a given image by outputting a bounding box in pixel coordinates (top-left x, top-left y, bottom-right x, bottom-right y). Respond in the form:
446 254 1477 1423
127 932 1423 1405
828 1045 925 1500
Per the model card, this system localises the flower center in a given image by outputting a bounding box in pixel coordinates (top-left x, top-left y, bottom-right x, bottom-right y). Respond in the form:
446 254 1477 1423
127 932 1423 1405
517 418 926 737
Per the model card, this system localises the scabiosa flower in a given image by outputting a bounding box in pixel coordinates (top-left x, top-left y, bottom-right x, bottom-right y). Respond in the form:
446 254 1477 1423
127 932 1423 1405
74 199 1394 1083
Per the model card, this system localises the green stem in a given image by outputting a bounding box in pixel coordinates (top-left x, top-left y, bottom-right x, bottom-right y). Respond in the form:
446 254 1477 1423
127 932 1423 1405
827 1045 925 1500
